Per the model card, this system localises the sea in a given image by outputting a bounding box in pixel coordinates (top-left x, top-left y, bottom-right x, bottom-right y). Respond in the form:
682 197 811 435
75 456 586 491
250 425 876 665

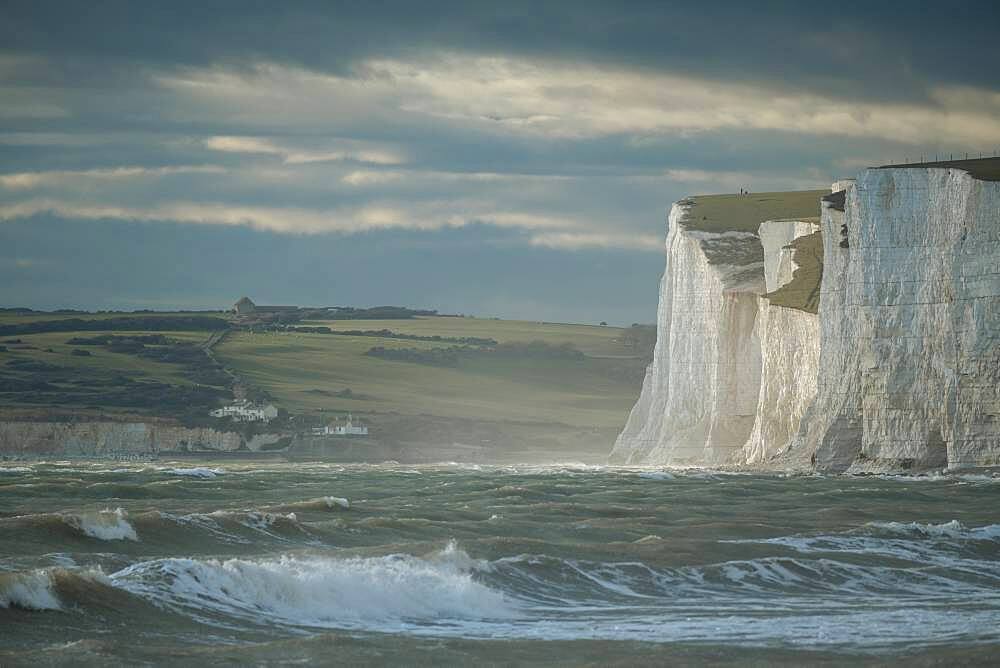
2 461 1000 666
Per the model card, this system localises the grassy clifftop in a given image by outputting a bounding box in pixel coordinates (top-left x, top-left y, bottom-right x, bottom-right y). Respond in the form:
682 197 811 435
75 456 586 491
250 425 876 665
679 190 825 234
880 156 1000 182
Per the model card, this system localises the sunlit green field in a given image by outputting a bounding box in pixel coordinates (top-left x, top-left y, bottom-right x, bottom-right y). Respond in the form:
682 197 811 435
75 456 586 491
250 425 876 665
216 317 641 427
301 316 631 357
0 313 645 430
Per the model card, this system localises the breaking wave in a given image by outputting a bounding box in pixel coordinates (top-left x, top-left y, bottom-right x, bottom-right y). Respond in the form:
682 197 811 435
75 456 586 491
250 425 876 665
0 570 63 611
0 508 139 542
6 537 1000 647
110 542 513 630
63 508 139 541
268 496 351 512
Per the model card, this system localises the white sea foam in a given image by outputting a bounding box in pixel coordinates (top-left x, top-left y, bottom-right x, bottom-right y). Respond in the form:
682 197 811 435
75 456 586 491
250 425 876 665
322 496 350 510
0 571 62 610
163 467 225 479
637 471 675 480
111 542 514 630
723 520 1000 573
64 508 139 541
0 466 32 474
232 510 298 531
281 496 350 510
866 520 1000 541
874 472 1000 483
159 511 250 544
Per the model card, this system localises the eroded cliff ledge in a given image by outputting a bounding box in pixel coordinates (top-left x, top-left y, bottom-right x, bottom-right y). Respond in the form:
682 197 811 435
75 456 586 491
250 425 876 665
612 158 1000 472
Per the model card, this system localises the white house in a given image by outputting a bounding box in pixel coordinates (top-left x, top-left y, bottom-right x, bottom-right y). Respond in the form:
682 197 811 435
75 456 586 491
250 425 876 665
311 414 369 437
210 400 279 424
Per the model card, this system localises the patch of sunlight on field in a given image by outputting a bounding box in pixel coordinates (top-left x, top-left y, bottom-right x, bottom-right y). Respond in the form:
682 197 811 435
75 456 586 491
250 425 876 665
299 316 630 357
215 325 640 427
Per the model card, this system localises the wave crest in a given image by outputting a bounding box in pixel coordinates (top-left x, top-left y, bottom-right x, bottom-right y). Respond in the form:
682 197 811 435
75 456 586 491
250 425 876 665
269 497 351 512
162 467 225 479
111 542 513 630
63 508 139 541
0 571 62 611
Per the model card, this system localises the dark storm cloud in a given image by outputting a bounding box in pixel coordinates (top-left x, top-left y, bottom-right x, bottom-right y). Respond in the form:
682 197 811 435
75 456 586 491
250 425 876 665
2 1 999 321
3 1 999 102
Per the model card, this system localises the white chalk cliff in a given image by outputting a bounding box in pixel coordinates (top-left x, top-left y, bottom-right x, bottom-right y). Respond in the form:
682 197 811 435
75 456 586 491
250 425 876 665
612 162 1000 472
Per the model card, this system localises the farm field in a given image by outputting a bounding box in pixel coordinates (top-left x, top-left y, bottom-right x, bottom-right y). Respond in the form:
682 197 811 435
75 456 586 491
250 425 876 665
301 316 633 357
215 316 644 429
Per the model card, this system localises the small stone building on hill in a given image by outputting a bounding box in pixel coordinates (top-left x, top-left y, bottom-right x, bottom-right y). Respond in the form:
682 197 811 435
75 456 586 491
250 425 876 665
231 297 298 316
233 297 256 314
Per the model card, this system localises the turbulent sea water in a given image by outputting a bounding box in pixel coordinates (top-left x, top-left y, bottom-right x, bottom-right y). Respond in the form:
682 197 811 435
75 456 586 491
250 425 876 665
2 462 1000 665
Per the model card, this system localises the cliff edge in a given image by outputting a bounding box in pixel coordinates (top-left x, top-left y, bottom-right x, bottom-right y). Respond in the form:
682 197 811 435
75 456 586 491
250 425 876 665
612 159 1000 472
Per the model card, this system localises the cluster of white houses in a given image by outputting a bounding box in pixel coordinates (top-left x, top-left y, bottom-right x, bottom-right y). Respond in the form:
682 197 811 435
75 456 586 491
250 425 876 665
312 414 369 437
210 401 279 424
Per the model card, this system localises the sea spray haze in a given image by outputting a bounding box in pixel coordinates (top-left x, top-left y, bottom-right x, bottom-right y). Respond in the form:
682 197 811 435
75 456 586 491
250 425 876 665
3 462 1000 664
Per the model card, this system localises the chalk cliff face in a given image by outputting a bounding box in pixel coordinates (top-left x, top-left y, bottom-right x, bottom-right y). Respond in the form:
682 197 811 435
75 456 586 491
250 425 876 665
610 192 822 464
609 205 762 464
614 163 1000 472
742 220 821 464
789 167 1000 471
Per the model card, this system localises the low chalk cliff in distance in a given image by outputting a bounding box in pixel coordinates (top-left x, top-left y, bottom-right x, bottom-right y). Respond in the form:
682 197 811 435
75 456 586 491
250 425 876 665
0 421 285 457
612 158 1000 472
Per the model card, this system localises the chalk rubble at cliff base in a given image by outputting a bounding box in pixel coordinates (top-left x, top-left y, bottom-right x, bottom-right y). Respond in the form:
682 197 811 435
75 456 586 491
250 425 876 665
612 163 1000 473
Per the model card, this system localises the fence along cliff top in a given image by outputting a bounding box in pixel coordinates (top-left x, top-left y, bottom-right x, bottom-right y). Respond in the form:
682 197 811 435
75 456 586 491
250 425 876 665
880 156 1000 182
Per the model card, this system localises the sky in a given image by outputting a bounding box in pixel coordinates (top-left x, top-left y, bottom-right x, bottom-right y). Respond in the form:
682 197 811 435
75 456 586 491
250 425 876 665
2 1 1000 324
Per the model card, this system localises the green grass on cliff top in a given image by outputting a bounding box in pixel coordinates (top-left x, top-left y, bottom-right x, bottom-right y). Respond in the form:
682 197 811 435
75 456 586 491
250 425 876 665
680 190 826 234
880 156 1000 182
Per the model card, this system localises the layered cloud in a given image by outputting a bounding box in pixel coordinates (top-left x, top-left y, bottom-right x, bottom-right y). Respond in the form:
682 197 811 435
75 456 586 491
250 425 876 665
0 165 225 189
1 1 998 318
158 56 1000 147
0 195 594 238
204 136 405 165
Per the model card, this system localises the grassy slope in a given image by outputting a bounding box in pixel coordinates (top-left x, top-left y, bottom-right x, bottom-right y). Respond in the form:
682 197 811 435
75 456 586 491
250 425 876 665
0 328 219 418
1 330 212 390
302 316 630 357
0 313 643 435
215 317 641 428
764 230 824 314
681 191 826 234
